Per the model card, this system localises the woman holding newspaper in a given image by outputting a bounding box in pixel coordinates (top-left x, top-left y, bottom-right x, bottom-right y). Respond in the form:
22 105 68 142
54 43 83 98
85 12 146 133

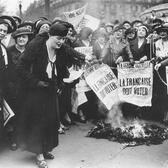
16 23 85 168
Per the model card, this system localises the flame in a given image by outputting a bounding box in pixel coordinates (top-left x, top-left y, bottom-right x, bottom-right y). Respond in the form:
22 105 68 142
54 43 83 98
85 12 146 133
98 100 149 138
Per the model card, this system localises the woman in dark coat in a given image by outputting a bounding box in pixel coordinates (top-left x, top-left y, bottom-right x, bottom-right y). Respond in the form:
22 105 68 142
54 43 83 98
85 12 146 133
16 23 85 168
129 25 150 62
6 27 33 150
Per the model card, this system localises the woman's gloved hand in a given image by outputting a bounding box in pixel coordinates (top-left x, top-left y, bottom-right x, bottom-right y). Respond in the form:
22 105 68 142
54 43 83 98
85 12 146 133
37 81 49 88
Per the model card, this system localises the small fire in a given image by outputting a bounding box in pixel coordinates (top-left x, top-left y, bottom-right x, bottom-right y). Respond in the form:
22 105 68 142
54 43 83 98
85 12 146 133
89 101 168 146
121 120 148 138
98 101 149 138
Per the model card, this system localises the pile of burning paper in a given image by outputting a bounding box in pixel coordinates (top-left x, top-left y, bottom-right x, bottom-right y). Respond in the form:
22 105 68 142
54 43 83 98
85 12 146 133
87 120 168 146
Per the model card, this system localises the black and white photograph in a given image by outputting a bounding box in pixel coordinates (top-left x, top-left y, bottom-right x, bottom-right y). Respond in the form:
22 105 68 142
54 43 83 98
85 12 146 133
0 0 168 168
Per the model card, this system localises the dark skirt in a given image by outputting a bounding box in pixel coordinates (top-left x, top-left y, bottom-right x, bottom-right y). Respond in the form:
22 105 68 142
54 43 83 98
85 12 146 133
16 86 60 154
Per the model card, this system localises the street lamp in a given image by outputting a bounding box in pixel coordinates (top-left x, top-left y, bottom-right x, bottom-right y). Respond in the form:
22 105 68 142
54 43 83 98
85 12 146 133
45 0 50 19
19 0 23 19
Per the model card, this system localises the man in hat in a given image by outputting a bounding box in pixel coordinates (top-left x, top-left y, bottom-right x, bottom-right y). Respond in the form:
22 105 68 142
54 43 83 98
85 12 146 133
16 23 86 168
0 15 17 48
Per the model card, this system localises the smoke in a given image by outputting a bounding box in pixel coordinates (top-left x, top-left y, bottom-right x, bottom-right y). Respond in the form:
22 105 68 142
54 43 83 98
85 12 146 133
97 100 124 128
98 100 143 128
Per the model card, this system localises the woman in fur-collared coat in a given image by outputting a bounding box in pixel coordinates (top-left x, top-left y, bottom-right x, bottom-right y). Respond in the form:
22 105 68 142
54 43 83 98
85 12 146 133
16 23 85 168
102 25 134 74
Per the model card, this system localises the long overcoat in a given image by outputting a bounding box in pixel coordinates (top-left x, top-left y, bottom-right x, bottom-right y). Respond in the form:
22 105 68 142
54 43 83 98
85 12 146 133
16 32 85 154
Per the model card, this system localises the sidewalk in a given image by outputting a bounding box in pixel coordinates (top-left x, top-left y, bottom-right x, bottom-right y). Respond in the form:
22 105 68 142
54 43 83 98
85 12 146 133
0 122 168 168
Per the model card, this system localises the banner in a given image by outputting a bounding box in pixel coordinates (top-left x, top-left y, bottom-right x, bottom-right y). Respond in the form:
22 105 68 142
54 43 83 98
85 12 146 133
84 64 119 110
63 4 87 29
117 61 153 107
62 4 100 32
3 99 15 126
80 14 100 31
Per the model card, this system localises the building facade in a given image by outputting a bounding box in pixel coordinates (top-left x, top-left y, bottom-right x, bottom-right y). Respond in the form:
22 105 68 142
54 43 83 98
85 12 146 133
24 0 166 22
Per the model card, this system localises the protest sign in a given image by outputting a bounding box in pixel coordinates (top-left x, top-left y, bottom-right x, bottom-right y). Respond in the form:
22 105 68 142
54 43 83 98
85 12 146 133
62 4 100 32
63 4 87 29
76 14 100 32
3 99 15 126
117 61 153 107
84 64 119 110
81 14 100 31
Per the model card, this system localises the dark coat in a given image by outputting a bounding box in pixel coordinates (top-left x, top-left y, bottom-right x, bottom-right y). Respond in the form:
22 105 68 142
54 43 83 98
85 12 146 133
129 38 150 61
6 45 22 112
102 38 133 68
16 33 85 154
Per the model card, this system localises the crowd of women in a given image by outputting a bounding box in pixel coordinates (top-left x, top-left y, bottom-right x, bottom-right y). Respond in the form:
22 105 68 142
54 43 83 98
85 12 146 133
0 14 168 168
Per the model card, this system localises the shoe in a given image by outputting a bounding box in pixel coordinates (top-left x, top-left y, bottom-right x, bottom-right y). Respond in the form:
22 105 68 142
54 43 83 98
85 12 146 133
10 143 17 151
43 152 54 160
58 127 65 134
36 159 48 168
60 123 69 130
